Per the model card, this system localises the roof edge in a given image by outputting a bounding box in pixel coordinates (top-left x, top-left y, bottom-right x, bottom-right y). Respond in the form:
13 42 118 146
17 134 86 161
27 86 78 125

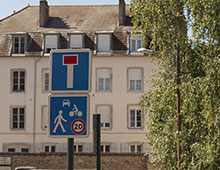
0 5 30 22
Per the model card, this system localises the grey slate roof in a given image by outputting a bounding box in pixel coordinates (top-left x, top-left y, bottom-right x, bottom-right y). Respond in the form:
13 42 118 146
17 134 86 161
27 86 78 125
0 5 131 33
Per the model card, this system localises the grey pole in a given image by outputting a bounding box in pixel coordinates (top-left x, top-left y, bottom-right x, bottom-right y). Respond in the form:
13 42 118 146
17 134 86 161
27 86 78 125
67 138 74 170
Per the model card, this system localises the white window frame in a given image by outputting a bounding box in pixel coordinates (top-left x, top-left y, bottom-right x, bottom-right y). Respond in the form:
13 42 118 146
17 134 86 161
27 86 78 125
101 144 111 153
42 68 49 92
127 68 144 92
129 144 142 153
10 106 25 131
3 143 30 153
96 68 112 93
44 34 59 54
129 34 144 55
12 34 26 55
44 144 56 153
96 105 112 130
11 69 26 92
74 144 83 153
96 33 112 55
41 105 48 131
128 105 143 129
69 34 84 49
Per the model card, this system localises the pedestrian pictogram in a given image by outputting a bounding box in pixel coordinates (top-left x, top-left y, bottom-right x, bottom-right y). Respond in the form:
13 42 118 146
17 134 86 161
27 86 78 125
53 110 67 133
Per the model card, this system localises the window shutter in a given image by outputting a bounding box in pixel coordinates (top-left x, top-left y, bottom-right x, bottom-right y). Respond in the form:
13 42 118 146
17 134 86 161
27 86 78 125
56 143 65 152
35 143 43 153
83 143 92 153
121 143 129 153
97 34 111 52
98 69 111 79
110 143 118 153
70 34 83 48
143 142 148 153
129 69 142 80
97 106 111 124
45 35 57 48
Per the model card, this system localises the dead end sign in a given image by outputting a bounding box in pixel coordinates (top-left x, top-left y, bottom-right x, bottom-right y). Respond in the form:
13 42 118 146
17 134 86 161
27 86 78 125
50 49 91 93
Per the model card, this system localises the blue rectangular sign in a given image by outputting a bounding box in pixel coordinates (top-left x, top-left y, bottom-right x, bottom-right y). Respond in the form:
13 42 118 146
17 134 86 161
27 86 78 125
48 94 89 137
50 49 91 93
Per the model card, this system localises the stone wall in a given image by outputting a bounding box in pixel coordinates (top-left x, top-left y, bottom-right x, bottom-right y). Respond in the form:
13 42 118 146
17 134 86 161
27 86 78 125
0 153 160 170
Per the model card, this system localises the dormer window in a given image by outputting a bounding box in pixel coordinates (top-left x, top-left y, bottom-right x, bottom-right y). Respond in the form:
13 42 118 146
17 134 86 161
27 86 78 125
45 34 59 54
97 34 112 54
129 34 143 53
12 35 26 54
69 34 84 49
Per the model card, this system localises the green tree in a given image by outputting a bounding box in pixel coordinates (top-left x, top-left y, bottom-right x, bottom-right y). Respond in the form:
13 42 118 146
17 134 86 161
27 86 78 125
130 0 220 169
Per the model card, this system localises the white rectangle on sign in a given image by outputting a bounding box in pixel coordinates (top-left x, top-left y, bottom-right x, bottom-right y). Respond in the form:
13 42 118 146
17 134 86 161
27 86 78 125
0 157 11 165
0 167 11 170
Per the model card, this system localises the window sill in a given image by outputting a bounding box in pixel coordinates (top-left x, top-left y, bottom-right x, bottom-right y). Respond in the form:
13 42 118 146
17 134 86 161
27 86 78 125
128 127 143 130
11 90 25 93
11 54 26 57
129 52 145 56
43 53 50 56
96 91 112 93
127 90 143 93
96 52 112 56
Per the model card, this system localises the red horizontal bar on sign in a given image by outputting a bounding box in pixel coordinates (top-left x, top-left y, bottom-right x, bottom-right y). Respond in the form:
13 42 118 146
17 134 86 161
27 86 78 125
63 55 78 65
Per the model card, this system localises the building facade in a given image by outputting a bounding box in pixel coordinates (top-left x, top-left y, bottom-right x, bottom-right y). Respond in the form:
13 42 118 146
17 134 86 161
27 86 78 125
0 0 154 153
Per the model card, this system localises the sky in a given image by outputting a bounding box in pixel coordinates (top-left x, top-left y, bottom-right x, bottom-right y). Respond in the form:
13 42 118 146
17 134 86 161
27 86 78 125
0 0 131 20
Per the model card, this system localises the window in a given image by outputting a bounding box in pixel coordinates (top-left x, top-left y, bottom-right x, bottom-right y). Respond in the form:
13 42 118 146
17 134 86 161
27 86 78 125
12 35 26 54
97 34 111 54
129 34 143 53
96 68 112 92
70 34 84 49
45 34 58 53
21 148 29 153
74 145 83 153
8 148 16 153
128 106 142 128
101 144 110 153
42 69 49 92
41 105 48 131
44 144 56 153
129 144 142 153
11 69 25 92
11 107 25 130
128 68 143 92
96 105 112 129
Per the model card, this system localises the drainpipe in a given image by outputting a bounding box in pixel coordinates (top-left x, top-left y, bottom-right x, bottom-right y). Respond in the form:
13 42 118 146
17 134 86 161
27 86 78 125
33 56 42 152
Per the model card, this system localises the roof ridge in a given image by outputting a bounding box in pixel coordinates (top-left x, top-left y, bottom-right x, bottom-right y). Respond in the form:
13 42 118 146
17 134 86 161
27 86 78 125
49 4 119 7
0 5 30 22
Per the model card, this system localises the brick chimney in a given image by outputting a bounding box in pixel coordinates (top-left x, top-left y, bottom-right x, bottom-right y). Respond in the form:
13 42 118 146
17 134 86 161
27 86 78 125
39 0 49 27
119 0 126 26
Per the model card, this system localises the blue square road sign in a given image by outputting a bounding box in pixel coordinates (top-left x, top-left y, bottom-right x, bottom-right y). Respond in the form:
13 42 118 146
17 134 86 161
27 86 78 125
48 94 90 137
50 49 91 93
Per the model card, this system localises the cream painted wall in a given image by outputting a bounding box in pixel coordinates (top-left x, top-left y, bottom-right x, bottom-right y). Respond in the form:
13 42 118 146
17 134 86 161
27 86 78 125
0 55 156 153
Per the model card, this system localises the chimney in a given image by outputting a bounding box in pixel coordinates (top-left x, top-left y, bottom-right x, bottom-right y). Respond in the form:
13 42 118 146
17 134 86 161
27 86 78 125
39 0 49 27
119 0 126 26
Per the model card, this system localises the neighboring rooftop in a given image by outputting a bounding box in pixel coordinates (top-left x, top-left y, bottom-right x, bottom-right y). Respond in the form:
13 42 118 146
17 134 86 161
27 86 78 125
0 4 131 33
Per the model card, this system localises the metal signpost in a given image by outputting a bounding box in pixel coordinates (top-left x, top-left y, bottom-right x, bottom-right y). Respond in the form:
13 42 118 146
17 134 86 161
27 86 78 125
49 49 91 170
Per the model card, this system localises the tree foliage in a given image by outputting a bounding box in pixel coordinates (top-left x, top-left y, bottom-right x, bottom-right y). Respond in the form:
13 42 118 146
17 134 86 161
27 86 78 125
130 0 220 169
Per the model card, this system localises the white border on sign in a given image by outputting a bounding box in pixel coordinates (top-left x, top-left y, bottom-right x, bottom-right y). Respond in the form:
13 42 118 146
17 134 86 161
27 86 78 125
49 49 92 94
48 93 90 138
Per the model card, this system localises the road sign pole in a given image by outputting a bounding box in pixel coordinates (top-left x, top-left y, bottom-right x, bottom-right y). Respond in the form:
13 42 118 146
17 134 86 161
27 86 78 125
67 138 74 170
93 114 101 170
